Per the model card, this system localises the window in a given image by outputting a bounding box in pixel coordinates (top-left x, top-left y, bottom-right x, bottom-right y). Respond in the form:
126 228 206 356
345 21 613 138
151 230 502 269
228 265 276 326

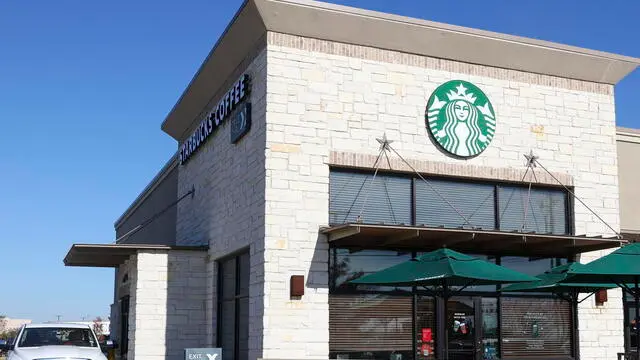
331 248 414 293
498 186 568 234
217 251 250 360
17 327 98 348
120 296 130 358
330 293 414 360
329 249 575 360
500 298 572 359
624 292 639 353
328 169 572 235
415 180 495 229
329 171 411 225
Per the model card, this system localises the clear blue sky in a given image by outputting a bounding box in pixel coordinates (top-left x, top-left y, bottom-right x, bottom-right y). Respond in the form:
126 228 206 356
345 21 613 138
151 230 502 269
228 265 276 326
0 0 638 322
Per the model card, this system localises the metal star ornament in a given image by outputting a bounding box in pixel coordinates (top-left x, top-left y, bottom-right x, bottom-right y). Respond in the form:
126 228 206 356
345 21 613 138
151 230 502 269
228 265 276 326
524 150 538 168
376 133 393 152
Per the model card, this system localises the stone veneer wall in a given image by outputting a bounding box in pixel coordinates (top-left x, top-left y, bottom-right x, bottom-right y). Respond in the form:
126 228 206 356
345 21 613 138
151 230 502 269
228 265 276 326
175 44 268 360
130 250 208 360
263 32 622 360
111 257 136 360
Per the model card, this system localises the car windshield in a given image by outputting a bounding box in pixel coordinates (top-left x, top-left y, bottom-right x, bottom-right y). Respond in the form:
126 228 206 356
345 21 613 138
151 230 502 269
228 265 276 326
18 328 97 348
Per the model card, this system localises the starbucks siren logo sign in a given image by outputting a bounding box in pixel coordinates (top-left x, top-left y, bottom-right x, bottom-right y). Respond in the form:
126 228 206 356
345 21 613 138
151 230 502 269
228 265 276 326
426 80 496 158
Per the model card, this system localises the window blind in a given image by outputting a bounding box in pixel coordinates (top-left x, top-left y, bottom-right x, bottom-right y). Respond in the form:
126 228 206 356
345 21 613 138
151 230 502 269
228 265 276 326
500 297 572 359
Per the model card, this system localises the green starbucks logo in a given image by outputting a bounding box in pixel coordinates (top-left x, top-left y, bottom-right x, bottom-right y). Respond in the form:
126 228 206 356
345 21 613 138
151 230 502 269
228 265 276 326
426 80 496 158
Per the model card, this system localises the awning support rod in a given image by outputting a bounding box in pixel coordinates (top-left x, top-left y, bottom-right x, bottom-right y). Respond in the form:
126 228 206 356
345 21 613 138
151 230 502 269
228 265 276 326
113 185 195 244
531 156 621 239
382 135 473 227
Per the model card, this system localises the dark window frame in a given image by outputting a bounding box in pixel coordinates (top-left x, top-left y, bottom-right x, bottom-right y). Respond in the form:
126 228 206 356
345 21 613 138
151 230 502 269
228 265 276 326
623 294 638 354
216 249 250 360
119 295 130 358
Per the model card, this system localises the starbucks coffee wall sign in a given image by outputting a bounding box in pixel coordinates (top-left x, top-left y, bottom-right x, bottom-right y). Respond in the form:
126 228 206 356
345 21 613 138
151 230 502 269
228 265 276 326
426 80 496 158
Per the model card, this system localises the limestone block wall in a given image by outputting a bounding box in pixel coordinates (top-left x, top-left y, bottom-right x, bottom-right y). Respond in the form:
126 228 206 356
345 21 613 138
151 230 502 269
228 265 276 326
130 250 208 360
175 44 268 360
263 32 622 360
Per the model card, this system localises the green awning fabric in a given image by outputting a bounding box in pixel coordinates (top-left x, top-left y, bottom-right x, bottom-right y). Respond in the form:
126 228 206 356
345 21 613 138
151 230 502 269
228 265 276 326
561 242 640 355
501 263 616 293
351 248 538 287
563 243 640 284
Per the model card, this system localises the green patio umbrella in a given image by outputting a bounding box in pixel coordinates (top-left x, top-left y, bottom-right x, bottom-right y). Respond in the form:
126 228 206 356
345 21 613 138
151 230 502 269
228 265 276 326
560 242 640 356
501 262 616 294
501 262 616 360
351 248 538 287
351 248 538 360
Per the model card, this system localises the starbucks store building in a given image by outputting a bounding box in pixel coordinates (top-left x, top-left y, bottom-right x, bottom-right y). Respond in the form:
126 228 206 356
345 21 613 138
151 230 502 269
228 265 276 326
63 1 640 360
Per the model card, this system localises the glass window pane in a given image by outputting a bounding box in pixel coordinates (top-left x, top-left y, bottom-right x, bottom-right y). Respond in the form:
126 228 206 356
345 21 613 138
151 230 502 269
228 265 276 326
481 298 499 359
500 257 566 276
500 297 572 358
415 180 495 229
238 297 249 360
220 300 235 360
238 252 250 297
330 294 412 359
329 171 411 225
500 257 567 295
498 186 568 234
447 297 476 358
221 259 236 301
416 296 436 360
331 249 412 292
625 292 637 302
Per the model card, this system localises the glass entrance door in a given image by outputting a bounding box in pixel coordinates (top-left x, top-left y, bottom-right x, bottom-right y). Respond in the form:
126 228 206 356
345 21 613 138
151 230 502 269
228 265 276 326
447 297 477 360
446 297 499 360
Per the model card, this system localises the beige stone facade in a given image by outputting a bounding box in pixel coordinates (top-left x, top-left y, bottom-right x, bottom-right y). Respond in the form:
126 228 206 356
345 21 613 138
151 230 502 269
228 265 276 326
66 1 640 360
109 251 208 360
260 33 622 360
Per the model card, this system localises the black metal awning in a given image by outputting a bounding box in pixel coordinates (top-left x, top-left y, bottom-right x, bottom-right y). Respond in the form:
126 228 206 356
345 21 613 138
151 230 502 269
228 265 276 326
320 223 625 257
64 243 208 268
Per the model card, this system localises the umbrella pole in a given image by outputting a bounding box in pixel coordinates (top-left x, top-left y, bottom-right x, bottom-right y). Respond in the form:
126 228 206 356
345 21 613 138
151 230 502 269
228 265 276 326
572 291 580 360
635 276 639 357
443 280 449 360
412 285 417 360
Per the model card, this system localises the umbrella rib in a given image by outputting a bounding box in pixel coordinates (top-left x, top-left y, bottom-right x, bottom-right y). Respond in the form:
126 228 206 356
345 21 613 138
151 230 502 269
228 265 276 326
610 276 635 295
451 279 478 297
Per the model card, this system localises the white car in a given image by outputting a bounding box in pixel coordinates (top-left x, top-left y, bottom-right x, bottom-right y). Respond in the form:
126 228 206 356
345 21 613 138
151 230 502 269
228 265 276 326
0 323 115 360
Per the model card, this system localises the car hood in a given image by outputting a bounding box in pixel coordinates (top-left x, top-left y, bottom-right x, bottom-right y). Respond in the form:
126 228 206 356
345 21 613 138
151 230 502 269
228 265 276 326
13 346 105 360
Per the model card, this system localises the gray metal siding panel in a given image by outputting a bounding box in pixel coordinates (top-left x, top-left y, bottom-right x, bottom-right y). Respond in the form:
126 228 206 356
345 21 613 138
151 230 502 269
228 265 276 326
116 166 179 245
498 186 567 234
329 171 411 225
415 180 496 229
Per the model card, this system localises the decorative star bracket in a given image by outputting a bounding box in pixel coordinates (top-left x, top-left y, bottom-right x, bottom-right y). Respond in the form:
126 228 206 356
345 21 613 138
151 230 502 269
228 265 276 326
376 133 393 153
524 150 538 169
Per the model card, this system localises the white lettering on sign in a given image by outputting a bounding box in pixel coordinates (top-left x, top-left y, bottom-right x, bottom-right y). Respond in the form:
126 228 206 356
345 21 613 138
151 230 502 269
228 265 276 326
179 74 251 165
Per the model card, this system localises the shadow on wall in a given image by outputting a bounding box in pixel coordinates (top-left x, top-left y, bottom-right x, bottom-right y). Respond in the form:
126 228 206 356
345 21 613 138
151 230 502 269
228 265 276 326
165 251 208 360
305 233 331 292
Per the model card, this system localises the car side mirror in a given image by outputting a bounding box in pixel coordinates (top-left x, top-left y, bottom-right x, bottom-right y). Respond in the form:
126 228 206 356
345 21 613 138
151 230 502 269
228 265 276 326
0 343 14 351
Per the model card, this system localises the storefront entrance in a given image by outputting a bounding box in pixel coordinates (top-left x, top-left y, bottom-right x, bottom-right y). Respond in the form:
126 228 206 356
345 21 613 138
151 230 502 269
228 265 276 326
445 297 499 360
447 297 478 360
